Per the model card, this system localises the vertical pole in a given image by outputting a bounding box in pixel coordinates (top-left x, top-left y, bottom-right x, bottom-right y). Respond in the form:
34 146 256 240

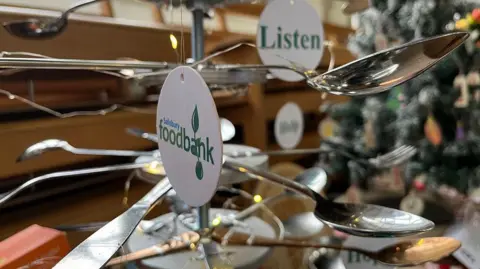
190 2 209 230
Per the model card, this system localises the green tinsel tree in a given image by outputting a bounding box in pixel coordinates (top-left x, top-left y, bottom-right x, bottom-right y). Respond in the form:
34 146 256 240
324 0 480 194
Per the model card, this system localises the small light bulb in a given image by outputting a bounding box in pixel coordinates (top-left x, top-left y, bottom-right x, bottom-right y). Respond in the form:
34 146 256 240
212 217 222 226
170 34 178 50
253 195 262 203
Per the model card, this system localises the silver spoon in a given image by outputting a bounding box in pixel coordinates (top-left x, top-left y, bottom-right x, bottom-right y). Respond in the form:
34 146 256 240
212 228 461 267
229 32 468 96
16 139 154 162
3 0 105 39
0 162 150 208
223 160 434 237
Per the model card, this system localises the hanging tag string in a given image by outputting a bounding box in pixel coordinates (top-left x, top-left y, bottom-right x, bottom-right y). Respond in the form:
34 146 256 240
180 0 185 81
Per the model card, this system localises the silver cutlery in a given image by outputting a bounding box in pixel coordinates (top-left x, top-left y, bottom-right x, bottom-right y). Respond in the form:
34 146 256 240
0 162 149 208
223 159 434 237
228 32 468 96
3 0 106 39
52 178 172 269
16 139 154 162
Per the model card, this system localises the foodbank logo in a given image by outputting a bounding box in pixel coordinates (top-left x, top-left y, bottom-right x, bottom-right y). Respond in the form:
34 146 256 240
158 105 215 180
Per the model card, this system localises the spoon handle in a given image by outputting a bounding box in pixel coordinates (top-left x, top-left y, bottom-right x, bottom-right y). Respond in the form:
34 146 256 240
211 228 363 253
71 147 153 157
62 0 105 18
226 148 331 158
223 160 315 199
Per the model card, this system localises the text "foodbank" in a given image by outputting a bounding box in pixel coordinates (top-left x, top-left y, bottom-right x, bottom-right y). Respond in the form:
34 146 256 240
158 106 215 180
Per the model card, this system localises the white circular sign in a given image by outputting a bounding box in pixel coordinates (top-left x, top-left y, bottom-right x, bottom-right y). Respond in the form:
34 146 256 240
156 66 223 207
274 102 304 149
257 0 324 82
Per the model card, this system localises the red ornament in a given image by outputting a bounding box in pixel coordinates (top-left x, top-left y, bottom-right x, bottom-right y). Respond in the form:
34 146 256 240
473 8 480 23
438 264 450 269
413 180 426 192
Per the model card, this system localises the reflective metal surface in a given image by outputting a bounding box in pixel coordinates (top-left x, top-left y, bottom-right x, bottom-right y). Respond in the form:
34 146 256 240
220 118 235 142
3 0 104 39
223 160 434 237
308 32 468 96
53 178 173 269
17 139 153 162
232 32 468 96
0 162 149 208
0 57 169 71
286 167 327 197
283 212 325 238
306 236 345 269
138 63 268 86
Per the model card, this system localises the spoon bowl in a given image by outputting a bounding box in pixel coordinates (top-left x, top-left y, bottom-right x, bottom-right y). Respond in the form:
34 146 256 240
3 19 66 39
3 0 102 39
17 139 71 162
307 32 469 96
220 118 236 142
223 160 434 237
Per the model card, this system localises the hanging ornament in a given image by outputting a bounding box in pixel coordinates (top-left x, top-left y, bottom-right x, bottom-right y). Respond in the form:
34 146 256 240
456 121 466 141
473 8 480 23
386 86 404 111
364 118 376 150
424 114 442 146
467 71 480 87
318 116 339 139
454 74 469 108
374 33 389 51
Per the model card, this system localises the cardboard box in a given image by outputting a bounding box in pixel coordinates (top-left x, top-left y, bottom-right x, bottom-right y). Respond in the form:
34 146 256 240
0 224 70 269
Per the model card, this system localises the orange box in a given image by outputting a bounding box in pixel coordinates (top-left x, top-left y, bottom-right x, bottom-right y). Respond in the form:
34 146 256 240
0 224 70 269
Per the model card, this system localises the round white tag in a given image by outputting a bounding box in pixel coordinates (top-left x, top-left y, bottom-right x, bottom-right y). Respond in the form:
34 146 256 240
274 102 304 149
156 66 223 207
257 0 324 82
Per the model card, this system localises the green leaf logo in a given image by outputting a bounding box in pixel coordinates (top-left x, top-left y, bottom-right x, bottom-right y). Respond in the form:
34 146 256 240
191 105 199 133
195 160 204 180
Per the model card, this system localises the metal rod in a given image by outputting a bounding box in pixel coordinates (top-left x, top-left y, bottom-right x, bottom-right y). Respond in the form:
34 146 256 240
191 2 208 230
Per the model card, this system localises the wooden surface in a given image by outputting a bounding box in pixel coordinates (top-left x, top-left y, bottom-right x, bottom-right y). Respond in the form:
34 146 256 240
0 174 168 244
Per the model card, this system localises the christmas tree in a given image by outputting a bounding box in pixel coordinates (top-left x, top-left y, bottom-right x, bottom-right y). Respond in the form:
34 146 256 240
323 0 480 195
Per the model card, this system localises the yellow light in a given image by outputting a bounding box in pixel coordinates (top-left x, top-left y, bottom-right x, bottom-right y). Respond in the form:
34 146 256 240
416 238 424 245
253 194 263 203
144 161 165 175
170 34 178 50
212 217 222 226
